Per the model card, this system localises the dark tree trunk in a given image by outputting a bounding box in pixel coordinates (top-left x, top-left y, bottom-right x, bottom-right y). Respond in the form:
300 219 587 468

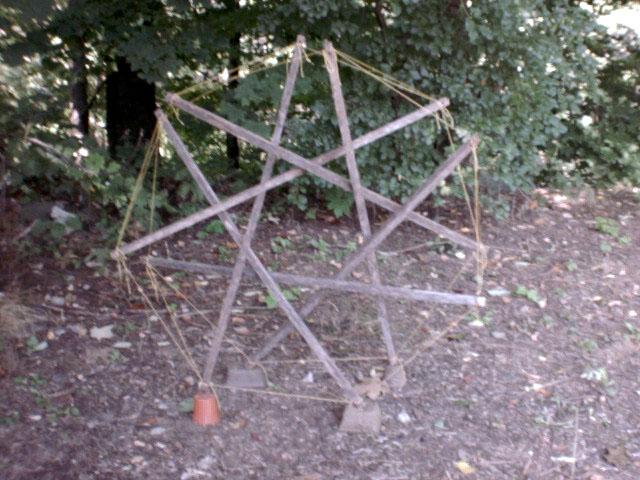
70 38 89 136
224 0 241 170
106 57 156 157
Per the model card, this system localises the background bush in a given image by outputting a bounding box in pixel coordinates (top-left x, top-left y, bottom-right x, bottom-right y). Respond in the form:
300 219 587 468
0 0 638 253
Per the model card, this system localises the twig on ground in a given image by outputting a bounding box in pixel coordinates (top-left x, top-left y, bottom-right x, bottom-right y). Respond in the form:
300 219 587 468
570 408 580 479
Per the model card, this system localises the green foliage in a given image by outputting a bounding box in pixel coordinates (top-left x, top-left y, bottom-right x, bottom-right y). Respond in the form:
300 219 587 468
555 26 640 187
216 245 231 262
14 371 81 423
514 285 542 305
308 237 329 260
1 0 638 257
270 236 292 254
594 215 630 246
624 322 640 342
264 287 300 309
325 188 354 218
595 216 620 237
196 219 225 239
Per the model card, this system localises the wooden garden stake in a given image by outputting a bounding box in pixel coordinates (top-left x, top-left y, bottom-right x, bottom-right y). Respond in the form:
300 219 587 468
148 256 485 306
324 40 397 363
200 35 304 385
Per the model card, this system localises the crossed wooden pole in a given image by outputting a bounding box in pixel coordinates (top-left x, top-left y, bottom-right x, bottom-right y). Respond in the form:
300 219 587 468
113 37 483 405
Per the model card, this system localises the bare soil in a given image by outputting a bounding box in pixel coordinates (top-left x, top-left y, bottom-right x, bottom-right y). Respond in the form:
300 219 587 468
1 188 639 479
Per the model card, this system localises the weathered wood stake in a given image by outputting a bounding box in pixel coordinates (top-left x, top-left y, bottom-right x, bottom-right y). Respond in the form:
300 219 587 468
147 256 486 306
201 35 304 384
324 40 397 363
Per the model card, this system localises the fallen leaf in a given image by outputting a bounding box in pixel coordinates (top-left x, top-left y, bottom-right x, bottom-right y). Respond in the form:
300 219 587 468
178 398 194 413
454 460 476 475
90 324 114 340
487 287 510 297
354 376 389 400
230 418 248 429
417 253 429 263
603 444 630 467
137 417 159 426
397 411 411 424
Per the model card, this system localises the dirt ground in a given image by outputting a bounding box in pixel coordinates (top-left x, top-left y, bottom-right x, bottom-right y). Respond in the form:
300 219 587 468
1 188 639 479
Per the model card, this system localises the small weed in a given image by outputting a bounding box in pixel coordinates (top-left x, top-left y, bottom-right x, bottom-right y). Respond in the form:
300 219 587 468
594 216 631 247
516 287 539 302
25 335 40 353
271 236 293 254
114 321 137 336
579 338 598 353
109 349 124 362
217 245 231 262
305 208 317 220
624 322 640 341
334 241 357 261
453 399 473 409
0 411 19 426
581 366 616 395
618 235 631 246
196 219 225 239
264 288 300 308
595 216 620 237
600 241 612 253
124 321 137 333
309 238 330 259
566 259 577 272
514 286 544 307
467 311 492 327
14 373 81 423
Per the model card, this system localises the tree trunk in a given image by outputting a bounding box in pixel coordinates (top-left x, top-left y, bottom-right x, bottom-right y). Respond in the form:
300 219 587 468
224 0 241 170
106 57 156 157
70 38 89 136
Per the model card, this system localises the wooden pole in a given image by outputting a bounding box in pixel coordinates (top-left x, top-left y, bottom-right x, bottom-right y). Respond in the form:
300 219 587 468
148 256 486 306
323 41 397 363
201 35 304 384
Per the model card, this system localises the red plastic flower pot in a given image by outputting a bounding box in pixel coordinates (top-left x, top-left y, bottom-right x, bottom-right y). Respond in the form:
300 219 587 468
192 392 221 426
